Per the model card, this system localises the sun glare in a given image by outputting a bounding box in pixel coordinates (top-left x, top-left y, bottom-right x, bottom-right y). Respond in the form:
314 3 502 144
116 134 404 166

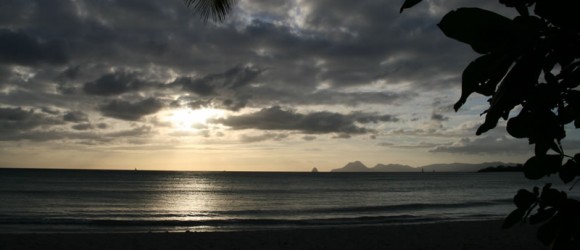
170 108 225 130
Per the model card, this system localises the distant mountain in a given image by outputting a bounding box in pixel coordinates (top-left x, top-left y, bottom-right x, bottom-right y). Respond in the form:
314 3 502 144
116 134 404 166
332 161 369 172
478 164 523 172
372 164 416 172
422 162 518 172
331 161 518 172
331 161 416 172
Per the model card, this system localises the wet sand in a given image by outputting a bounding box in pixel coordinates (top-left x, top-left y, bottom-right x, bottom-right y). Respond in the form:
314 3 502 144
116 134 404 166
0 220 545 250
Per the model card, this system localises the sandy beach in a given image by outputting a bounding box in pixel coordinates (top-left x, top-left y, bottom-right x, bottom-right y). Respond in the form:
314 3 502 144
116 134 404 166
0 220 545 250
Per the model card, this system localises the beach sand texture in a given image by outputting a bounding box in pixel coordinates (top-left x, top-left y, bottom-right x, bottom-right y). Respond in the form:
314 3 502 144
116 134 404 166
0 220 545 250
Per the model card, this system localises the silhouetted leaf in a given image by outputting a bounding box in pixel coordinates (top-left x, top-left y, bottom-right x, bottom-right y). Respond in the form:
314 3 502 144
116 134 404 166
534 139 562 155
559 160 578 184
400 0 422 13
529 207 557 225
454 53 513 111
528 85 560 111
508 16 544 52
514 189 537 209
540 185 567 208
574 153 580 163
559 103 580 125
535 0 580 31
560 63 580 89
507 112 533 138
438 8 512 54
476 51 543 135
524 155 562 180
503 208 526 229
537 218 559 246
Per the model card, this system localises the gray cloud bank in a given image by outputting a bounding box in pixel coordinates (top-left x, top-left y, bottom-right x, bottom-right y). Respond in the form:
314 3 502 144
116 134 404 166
0 0 527 157
211 106 399 135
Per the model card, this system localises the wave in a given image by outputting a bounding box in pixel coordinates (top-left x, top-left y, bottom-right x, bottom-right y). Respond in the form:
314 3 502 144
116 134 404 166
0 200 511 219
0 214 463 231
202 199 512 216
0 199 509 233
0 199 511 221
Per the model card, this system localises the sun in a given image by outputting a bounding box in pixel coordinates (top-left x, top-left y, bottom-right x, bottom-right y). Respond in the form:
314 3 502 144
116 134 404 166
169 107 225 130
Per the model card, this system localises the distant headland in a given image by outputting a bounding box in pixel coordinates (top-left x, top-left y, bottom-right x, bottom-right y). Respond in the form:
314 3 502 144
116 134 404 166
330 161 519 173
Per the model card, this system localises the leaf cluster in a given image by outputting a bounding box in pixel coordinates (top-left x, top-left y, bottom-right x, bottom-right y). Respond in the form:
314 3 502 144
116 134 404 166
503 184 580 249
402 0 580 248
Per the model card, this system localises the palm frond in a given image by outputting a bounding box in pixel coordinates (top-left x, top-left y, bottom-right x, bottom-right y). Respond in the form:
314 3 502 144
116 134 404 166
184 0 236 23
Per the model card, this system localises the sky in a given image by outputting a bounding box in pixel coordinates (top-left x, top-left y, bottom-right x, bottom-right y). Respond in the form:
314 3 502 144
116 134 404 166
1 0 576 171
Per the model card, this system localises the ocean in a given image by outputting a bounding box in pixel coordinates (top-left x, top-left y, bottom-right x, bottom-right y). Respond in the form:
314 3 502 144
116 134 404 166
0 169 575 233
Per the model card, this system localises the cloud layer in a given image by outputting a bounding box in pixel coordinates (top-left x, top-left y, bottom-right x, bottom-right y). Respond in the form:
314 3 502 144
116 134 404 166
0 0 541 169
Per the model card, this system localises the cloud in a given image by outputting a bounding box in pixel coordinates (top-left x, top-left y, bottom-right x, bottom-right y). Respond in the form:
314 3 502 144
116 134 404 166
63 111 88 123
172 65 262 110
106 126 153 137
240 133 289 143
211 106 397 135
0 106 63 131
249 87 414 107
0 29 68 65
431 112 449 121
0 125 153 143
378 141 439 149
83 71 153 96
98 98 163 121
71 123 92 130
180 65 261 93
354 113 399 123
429 136 532 155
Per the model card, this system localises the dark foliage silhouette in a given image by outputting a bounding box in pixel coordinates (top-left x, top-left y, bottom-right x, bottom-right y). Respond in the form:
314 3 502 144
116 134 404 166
403 0 580 248
184 0 235 22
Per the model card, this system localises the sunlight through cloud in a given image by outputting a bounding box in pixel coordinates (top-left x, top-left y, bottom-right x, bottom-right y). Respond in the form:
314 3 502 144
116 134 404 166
169 107 226 131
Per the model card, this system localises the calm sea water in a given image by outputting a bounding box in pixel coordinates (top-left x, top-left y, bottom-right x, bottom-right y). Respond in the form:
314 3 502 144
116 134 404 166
0 169 575 233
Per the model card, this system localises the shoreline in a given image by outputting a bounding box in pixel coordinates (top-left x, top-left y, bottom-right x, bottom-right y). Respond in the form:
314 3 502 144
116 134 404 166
0 220 545 250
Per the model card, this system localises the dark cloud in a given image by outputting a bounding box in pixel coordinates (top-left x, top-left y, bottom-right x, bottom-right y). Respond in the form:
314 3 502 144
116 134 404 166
83 71 152 96
71 123 92 130
211 106 396 135
0 29 68 66
41 107 60 115
431 112 449 121
174 65 262 95
106 126 153 137
0 107 63 131
98 98 163 121
0 126 152 143
96 123 108 129
173 77 215 96
63 111 88 123
248 87 414 107
240 133 288 143
302 135 317 141
429 136 532 155
171 65 262 110
354 113 399 123
378 141 439 149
